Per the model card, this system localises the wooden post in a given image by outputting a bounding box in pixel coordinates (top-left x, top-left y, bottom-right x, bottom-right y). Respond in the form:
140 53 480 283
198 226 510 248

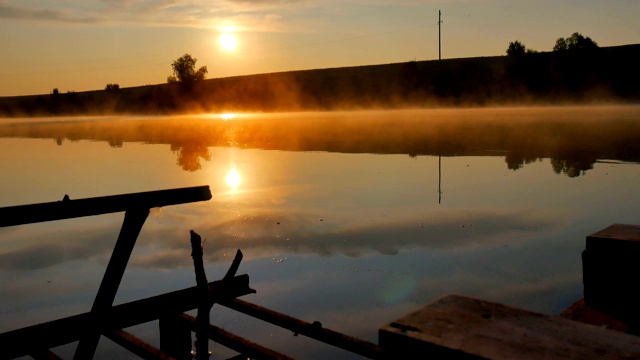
190 230 212 360
583 224 640 323
159 315 192 360
74 208 150 359
0 276 255 359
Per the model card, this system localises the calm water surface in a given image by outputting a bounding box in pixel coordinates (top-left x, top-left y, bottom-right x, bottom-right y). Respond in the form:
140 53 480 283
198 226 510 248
1 107 640 358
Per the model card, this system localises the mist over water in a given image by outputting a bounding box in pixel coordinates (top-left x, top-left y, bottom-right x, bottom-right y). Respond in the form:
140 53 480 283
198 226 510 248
2 106 640 358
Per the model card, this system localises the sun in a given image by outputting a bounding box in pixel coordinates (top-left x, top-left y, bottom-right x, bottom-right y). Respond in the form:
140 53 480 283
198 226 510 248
220 33 237 51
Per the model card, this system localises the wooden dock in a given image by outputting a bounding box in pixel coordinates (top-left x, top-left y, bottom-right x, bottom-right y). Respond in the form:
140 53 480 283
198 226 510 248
2 189 640 359
379 223 640 359
380 294 640 359
0 187 386 359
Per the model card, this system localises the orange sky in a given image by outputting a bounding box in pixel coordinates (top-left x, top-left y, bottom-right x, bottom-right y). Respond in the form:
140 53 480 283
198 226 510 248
1 1 639 97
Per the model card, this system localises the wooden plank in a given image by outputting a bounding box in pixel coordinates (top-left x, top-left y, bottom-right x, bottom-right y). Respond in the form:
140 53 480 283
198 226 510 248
104 329 175 360
560 299 630 333
29 349 63 360
0 276 254 359
217 298 387 359
159 316 192 360
586 223 640 252
379 294 640 359
176 313 294 360
74 208 150 359
0 185 212 227
583 224 640 322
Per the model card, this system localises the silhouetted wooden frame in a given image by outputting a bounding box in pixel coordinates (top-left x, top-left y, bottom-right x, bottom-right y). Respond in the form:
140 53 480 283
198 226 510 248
0 186 212 359
0 186 212 228
0 186 388 359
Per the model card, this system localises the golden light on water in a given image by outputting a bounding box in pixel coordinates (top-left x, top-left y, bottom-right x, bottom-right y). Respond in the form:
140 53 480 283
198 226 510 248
220 33 237 51
220 113 235 120
226 168 241 188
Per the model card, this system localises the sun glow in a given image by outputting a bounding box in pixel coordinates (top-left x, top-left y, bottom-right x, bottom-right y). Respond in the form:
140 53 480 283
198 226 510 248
226 168 241 188
220 33 237 51
220 113 235 120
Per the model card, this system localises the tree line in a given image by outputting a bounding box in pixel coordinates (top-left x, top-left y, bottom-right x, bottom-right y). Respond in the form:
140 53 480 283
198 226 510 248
1 34 639 116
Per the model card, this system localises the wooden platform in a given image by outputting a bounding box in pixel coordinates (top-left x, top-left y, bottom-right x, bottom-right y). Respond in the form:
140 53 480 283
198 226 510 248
583 223 640 322
379 295 640 359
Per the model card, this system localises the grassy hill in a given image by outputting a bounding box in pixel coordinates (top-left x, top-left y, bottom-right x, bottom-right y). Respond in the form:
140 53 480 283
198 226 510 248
1 44 639 116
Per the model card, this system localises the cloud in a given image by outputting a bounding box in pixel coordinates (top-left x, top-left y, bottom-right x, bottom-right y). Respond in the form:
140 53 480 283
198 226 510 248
0 3 102 24
0 225 119 270
0 0 296 31
129 207 559 268
0 205 561 271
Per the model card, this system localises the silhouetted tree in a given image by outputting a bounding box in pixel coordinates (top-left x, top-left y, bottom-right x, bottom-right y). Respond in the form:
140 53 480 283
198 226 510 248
507 41 526 57
51 88 59 96
167 54 208 89
553 32 599 52
105 83 120 91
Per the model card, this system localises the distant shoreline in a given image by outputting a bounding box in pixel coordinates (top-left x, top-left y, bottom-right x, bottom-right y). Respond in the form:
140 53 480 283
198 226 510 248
1 44 639 117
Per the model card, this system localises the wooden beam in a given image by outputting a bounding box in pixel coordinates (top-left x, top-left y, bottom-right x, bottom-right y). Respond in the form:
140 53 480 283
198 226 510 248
176 314 295 360
217 298 387 359
28 349 63 360
104 329 175 360
159 316 192 360
0 185 212 228
74 208 150 360
0 276 254 359
190 230 212 360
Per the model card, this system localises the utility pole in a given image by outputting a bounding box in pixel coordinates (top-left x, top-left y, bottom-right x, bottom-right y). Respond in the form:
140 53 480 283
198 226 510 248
438 10 443 60
438 10 443 204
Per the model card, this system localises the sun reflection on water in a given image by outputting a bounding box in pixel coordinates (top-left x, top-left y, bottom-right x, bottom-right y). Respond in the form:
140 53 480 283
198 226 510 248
220 113 235 120
226 168 241 189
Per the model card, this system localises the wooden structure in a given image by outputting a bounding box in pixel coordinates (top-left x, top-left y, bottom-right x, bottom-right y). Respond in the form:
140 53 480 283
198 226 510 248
583 224 640 323
379 294 640 359
0 187 387 359
379 223 640 359
4 192 640 359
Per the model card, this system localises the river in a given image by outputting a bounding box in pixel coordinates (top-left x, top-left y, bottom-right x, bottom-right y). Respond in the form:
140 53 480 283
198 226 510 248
1 106 640 358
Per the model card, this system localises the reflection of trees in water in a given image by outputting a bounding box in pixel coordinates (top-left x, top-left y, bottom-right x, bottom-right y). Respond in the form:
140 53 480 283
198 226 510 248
2 108 640 177
551 159 593 177
171 144 211 172
550 152 597 178
505 152 542 171
547 144 598 178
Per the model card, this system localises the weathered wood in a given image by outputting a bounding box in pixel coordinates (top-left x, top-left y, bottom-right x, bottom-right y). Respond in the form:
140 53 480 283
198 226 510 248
28 349 63 360
0 276 254 359
190 230 212 360
225 355 249 360
583 224 640 322
159 315 192 360
379 294 640 359
74 208 150 360
0 185 212 228
560 299 630 332
176 313 295 360
217 298 387 359
223 250 243 281
104 329 175 360
586 223 640 252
